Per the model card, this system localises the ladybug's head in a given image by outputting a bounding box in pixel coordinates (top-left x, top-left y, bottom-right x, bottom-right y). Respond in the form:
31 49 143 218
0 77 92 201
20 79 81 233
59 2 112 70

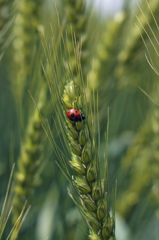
81 113 86 120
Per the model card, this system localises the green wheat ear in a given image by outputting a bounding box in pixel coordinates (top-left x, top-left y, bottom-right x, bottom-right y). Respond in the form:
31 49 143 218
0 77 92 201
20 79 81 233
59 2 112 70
62 81 116 239
116 98 159 220
12 0 42 106
88 11 126 90
11 0 46 225
115 0 159 82
116 1 159 220
12 99 45 224
0 164 29 240
63 0 90 82
42 26 116 238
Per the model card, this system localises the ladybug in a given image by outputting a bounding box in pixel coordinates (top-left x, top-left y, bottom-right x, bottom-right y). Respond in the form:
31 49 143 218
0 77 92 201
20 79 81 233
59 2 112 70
67 109 86 122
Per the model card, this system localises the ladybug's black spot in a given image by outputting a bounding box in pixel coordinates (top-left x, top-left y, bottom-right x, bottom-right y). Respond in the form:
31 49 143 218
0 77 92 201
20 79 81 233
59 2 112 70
75 111 78 113
71 113 74 117
75 117 79 121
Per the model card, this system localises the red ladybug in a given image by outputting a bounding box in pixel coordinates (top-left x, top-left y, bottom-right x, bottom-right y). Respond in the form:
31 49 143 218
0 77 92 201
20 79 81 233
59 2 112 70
67 109 86 122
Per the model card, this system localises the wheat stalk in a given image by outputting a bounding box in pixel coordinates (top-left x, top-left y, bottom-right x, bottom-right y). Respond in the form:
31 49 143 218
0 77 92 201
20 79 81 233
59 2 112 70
0 164 29 240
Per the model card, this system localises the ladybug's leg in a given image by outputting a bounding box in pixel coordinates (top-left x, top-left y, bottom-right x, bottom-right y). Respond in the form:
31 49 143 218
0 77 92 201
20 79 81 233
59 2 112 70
79 116 82 122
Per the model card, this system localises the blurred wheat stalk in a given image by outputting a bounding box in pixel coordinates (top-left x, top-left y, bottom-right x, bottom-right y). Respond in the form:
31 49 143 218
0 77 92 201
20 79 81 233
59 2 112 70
116 0 159 222
11 0 47 224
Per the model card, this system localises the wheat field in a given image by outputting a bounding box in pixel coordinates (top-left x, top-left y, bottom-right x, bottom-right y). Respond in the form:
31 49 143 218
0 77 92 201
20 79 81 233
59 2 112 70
0 0 159 239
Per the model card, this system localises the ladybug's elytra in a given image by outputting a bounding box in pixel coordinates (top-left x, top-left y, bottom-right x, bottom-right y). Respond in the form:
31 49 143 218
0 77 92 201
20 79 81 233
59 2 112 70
67 109 86 122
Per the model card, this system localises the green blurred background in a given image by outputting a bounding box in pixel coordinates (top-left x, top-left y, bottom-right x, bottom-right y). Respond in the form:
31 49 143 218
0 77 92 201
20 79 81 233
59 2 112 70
0 0 159 239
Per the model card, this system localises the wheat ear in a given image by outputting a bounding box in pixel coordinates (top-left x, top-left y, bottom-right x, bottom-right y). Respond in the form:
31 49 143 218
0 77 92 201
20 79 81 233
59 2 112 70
63 76 116 239
116 0 159 219
12 0 42 105
116 0 159 79
12 100 45 224
88 12 126 90
63 0 89 82
43 40 116 238
11 0 44 224
116 97 159 220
